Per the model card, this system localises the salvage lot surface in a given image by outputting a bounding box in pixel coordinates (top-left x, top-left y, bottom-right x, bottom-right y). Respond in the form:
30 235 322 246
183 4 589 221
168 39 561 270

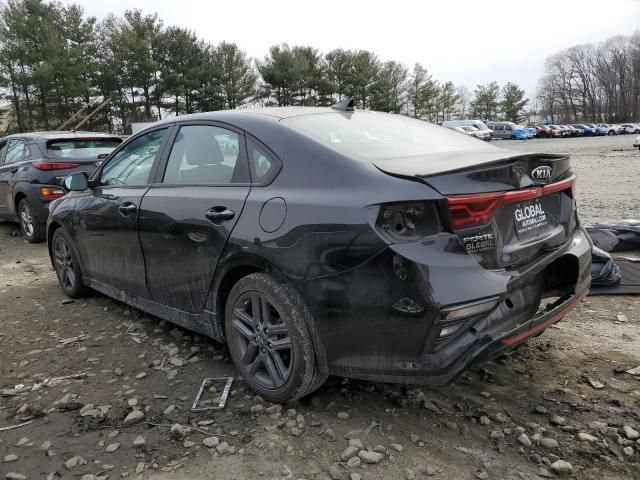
1 135 640 480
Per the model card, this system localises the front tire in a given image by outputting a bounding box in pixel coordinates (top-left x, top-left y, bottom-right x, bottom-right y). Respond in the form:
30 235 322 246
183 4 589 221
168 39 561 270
51 228 85 298
225 273 327 403
18 199 45 243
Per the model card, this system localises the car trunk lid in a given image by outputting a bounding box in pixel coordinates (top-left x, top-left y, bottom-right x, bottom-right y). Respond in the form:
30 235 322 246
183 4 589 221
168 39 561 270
373 151 577 270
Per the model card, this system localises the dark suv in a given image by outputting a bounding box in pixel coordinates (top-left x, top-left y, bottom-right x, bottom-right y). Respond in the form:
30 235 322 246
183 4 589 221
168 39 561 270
0 132 122 242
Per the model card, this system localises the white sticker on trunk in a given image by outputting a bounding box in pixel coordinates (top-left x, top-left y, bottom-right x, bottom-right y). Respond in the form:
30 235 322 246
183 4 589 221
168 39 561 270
514 202 548 237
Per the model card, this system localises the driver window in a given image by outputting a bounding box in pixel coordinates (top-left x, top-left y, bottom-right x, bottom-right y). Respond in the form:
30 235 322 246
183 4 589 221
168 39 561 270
100 129 167 186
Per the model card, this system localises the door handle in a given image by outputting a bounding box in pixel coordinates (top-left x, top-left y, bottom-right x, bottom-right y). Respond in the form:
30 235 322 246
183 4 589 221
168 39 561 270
118 202 137 216
205 206 235 222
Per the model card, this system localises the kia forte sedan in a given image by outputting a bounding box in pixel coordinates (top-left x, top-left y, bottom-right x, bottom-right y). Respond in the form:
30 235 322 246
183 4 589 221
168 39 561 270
47 102 591 402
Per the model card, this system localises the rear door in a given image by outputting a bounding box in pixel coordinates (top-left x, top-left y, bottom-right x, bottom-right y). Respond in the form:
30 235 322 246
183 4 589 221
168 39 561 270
0 139 27 210
0 140 10 215
73 128 170 298
138 122 251 313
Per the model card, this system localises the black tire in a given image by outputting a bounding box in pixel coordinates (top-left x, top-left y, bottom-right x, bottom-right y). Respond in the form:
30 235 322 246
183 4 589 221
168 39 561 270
51 228 86 298
18 198 45 243
225 272 327 403
608 130 615 136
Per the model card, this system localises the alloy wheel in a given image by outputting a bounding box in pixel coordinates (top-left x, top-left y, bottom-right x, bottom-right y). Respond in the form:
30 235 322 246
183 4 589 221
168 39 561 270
20 203 34 238
231 292 292 389
53 235 76 291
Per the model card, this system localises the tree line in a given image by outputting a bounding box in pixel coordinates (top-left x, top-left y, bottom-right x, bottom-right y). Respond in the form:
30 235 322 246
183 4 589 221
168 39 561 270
537 32 640 123
0 0 537 134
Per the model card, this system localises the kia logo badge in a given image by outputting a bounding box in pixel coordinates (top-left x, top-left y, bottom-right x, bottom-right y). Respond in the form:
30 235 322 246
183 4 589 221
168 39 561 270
531 166 552 183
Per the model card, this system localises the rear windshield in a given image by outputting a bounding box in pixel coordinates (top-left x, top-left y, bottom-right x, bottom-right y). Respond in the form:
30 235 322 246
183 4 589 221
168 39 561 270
283 112 494 160
47 138 122 159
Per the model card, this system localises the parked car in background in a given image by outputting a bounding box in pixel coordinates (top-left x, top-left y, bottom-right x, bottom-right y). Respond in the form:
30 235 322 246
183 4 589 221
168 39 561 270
448 125 491 141
583 123 606 135
538 125 563 138
441 119 492 136
0 132 123 242
620 123 640 134
568 125 585 136
550 125 571 137
525 127 536 138
558 125 580 137
531 125 552 138
572 124 595 136
48 105 591 402
596 123 618 135
485 121 528 140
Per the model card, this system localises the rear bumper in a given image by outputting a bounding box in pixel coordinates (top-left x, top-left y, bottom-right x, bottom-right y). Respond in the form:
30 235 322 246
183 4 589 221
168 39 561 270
294 227 591 385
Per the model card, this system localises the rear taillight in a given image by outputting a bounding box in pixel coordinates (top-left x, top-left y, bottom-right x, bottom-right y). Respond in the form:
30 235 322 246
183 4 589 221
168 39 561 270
40 187 65 200
32 161 80 171
374 202 440 243
446 175 576 230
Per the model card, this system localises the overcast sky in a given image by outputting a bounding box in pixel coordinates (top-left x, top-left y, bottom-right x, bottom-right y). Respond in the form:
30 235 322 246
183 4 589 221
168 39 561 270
67 0 640 96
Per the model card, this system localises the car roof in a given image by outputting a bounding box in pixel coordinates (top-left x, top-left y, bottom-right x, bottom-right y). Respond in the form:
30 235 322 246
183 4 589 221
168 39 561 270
153 107 336 127
2 131 122 141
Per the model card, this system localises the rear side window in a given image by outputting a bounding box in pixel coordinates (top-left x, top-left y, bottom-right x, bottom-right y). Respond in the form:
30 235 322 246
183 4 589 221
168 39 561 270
247 138 279 183
4 139 26 164
162 125 244 184
283 112 493 161
47 138 122 159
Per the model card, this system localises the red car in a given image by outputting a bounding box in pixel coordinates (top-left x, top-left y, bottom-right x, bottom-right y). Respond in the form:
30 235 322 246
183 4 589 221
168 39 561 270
531 125 552 138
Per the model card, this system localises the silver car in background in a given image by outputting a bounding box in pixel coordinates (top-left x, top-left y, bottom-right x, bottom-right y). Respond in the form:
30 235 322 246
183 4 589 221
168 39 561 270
448 125 492 141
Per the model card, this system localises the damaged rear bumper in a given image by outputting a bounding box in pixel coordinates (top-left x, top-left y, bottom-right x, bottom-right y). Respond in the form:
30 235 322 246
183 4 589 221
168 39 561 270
292 227 591 385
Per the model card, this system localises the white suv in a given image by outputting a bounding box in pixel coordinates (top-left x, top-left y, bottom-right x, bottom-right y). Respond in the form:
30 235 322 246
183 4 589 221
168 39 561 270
620 123 640 134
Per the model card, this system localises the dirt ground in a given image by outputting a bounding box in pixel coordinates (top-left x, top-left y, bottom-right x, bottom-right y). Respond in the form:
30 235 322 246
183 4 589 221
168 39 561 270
1 134 640 480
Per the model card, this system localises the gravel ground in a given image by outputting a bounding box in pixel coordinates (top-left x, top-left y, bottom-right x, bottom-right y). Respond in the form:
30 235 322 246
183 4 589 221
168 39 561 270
1 134 640 480
506 134 640 225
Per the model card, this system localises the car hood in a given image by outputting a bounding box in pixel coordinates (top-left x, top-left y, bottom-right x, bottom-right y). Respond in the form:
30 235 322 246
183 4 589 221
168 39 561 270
372 149 565 178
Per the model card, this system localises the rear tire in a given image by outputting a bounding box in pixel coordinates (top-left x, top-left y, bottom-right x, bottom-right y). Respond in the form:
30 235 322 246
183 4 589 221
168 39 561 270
51 228 86 298
18 198 45 243
225 273 327 403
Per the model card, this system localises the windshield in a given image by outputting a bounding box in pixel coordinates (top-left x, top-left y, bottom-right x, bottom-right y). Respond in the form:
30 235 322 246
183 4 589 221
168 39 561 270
47 138 122 159
283 112 494 160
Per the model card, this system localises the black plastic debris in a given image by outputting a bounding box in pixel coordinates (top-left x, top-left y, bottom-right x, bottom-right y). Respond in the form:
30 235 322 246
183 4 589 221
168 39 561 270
591 246 622 286
587 220 640 252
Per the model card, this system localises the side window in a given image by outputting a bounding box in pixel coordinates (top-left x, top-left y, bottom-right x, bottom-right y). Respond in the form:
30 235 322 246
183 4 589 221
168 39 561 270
4 140 26 164
162 125 243 184
247 138 280 183
101 129 167 186
505 125 512 131
0 141 7 164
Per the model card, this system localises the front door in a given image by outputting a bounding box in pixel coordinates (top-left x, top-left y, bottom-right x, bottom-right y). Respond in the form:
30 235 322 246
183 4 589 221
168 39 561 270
138 123 251 313
74 128 170 298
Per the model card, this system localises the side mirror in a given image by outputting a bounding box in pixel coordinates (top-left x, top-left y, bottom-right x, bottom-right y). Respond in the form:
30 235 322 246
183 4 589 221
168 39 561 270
63 172 89 192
